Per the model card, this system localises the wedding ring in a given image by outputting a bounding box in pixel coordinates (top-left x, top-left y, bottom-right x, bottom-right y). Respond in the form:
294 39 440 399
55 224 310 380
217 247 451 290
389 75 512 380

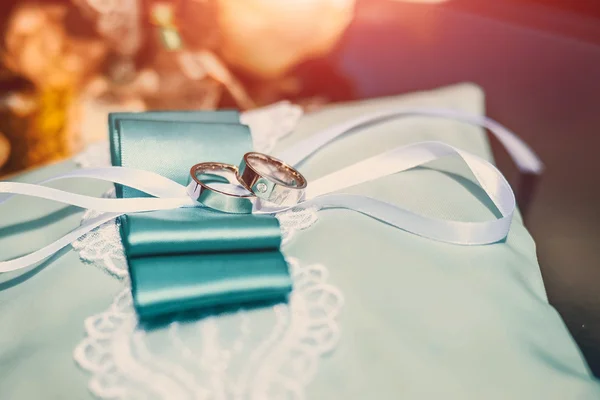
187 162 255 214
237 152 307 206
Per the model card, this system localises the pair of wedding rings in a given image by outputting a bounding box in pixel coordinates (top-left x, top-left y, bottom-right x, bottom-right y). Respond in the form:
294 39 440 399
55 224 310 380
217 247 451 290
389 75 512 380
187 152 307 214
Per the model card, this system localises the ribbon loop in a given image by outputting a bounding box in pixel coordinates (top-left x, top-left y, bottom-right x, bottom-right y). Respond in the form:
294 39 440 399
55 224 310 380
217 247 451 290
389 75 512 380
0 181 192 212
277 107 543 174
303 194 512 245
0 108 542 275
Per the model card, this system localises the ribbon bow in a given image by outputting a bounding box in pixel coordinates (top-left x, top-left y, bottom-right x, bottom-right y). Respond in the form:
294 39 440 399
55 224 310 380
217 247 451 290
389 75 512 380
0 108 543 275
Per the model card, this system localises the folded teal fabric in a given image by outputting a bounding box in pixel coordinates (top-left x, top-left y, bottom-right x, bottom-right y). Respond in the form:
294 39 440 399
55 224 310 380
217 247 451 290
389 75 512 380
108 110 240 174
130 251 290 319
117 120 246 186
121 208 282 258
1 85 598 399
112 118 247 198
108 113 290 320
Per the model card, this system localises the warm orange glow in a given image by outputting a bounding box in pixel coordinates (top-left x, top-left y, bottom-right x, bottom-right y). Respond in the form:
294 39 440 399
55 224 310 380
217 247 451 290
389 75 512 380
390 0 449 3
217 0 356 79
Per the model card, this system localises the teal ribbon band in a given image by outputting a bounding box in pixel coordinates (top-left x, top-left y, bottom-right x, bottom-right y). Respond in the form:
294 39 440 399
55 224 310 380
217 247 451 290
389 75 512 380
109 111 291 320
109 110 240 172
129 251 290 319
110 111 242 198
121 209 282 258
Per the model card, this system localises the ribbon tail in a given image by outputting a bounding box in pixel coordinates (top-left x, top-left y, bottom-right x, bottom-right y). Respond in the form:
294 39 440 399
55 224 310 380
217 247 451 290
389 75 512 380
276 107 543 174
0 182 192 213
259 141 516 245
0 168 195 274
0 167 188 207
305 194 512 245
0 212 123 274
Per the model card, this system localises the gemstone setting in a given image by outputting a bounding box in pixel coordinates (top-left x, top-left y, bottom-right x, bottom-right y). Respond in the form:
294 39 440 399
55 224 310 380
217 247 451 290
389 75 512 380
256 182 268 193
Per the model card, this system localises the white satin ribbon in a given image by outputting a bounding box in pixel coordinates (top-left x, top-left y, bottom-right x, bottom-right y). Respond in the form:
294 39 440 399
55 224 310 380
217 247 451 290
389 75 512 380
0 108 542 274
258 141 514 244
277 107 543 173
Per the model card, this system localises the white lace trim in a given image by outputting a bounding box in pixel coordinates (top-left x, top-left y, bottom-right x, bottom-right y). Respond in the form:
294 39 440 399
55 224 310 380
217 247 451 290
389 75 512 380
73 141 112 169
240 101 303 154
72 103 341 399
74 258 343 400
73 101 302 169
73 196 319 279
72 101 308 279
71 188 127 278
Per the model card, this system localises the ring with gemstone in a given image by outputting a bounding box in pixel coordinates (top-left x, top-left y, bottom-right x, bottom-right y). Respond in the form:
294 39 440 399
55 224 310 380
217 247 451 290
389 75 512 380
237 152 307 206
187 162 256 214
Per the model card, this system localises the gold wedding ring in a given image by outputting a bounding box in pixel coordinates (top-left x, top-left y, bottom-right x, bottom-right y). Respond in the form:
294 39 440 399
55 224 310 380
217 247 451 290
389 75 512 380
187 162 255 214
237 152 307 206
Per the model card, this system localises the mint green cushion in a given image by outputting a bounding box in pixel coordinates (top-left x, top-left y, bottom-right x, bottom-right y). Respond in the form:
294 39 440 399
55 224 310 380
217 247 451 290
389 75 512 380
0 83 598 399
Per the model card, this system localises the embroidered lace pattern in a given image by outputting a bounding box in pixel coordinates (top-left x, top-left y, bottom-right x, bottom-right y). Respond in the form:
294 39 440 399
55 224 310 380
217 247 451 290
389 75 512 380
72 103 342 399
73 259 343 400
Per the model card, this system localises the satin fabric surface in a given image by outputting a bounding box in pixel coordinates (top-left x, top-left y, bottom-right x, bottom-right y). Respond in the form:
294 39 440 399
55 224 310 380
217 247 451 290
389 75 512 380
121 209 282 258
108 110 240 177
109 112 289 319
0 84 598 399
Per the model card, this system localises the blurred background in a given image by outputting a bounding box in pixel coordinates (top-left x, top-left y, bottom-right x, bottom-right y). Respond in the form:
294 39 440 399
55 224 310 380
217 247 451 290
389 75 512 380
1 0 599 376
0 0 360 174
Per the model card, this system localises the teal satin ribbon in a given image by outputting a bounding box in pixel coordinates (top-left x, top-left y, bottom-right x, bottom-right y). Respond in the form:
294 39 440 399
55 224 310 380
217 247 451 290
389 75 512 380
109 112 290 320
110 111 241 198
121 209 282 257
109 110 240 172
